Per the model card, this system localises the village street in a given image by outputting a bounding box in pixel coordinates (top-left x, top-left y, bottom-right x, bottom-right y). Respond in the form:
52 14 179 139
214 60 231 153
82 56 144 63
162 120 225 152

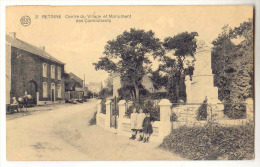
6 99 185 161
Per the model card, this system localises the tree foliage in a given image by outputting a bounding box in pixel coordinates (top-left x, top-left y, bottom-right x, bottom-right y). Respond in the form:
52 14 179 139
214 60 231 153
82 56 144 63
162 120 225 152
154 32 198 102
211 19 253 118
93 28 164 101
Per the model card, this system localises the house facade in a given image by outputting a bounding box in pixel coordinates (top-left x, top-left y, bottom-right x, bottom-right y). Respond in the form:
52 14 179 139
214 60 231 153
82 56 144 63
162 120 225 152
6 33 65 105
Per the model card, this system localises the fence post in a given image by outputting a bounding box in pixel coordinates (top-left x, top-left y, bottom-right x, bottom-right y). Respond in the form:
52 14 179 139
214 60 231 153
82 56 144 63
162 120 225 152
118 100 126 132
158 99 172 140
105 100 112 129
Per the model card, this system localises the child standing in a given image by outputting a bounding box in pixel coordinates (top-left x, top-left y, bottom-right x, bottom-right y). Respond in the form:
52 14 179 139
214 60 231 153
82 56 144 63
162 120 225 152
142 113 153 143
136 109 146 141
130 108 138 140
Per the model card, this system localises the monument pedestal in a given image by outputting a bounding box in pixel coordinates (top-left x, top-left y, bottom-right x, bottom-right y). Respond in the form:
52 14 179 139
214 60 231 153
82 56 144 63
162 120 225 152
185 41 223 109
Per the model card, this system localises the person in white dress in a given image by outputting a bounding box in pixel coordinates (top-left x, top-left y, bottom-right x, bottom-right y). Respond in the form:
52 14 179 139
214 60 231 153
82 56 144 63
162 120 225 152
130 108 138 140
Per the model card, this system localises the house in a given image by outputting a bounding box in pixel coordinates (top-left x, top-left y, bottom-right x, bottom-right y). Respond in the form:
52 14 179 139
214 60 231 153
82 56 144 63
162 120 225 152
64 72 84 92
6 32 65 105
111 73 167 98
64 72 84 102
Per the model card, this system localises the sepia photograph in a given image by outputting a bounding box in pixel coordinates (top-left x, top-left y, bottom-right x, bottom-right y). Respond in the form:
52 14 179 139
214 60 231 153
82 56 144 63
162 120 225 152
5 5 255 161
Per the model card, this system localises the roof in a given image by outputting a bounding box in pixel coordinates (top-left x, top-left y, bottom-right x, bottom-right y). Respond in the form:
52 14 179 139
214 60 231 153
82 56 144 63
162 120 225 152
6 34 65 65
68 72 83 87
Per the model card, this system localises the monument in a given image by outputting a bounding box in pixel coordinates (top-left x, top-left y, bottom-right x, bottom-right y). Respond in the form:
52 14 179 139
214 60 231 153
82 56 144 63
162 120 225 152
185 40 222 105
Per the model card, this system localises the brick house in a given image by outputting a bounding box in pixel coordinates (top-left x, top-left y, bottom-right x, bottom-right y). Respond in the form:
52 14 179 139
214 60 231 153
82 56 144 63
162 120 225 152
6 33 65 105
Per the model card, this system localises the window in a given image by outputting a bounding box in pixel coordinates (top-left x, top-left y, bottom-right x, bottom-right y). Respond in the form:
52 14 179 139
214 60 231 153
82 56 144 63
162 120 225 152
43 82 48 98
57 84 61 98
51 65 55 79
57 67 61 80
42 63 47 77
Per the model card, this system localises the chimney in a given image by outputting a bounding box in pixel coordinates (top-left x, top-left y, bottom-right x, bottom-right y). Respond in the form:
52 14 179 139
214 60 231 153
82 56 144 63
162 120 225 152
9 32 16 38
39 46 45 51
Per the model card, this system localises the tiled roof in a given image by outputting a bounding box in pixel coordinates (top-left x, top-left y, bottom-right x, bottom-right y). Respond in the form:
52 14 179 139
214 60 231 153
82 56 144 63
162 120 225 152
6 34 65 65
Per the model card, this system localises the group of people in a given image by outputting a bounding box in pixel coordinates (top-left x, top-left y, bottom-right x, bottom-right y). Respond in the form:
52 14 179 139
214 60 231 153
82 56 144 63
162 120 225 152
130 108 153 143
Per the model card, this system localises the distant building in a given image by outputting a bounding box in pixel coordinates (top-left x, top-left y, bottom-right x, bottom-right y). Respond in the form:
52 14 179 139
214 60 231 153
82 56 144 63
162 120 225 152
64 72 84 101
6 32 65 105
111 73 166 97
64 72 84 92
85 82 102 94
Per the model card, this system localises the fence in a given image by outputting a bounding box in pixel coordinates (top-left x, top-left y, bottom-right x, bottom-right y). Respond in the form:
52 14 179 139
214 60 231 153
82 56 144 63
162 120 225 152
65 91 84 102
96 98 254 143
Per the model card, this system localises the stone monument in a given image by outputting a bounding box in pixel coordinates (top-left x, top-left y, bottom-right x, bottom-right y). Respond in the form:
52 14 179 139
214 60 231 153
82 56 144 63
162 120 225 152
185 40 222 105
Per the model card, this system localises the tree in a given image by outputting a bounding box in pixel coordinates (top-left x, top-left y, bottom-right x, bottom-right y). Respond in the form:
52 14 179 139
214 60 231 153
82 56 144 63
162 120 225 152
93 28 164 101
158 32 198 102
104 75 113 92
99 88 112 99
212 19 253 118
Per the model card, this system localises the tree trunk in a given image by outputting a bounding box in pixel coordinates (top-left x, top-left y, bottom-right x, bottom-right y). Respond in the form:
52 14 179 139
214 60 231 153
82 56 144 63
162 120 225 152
134 85 140 102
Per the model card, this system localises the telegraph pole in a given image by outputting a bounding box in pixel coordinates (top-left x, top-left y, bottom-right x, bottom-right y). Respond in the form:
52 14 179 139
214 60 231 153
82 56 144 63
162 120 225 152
83 74 85 96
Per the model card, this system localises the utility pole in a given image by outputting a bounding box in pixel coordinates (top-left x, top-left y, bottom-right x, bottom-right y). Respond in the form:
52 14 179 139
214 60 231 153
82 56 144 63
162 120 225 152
83 74 85 97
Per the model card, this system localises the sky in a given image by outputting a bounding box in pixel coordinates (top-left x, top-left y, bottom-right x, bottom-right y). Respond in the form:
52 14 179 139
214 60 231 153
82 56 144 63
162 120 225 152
6 6 253 84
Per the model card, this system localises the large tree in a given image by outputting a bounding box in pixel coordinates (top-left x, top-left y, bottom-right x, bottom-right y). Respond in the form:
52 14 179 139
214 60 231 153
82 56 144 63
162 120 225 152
156 32 198 102
93 28 164 101
212 19 253 118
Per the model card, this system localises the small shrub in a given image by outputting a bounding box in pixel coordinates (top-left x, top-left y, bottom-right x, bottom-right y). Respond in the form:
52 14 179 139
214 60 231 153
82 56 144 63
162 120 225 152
125 105 135 118
170 112 178 122
196 99 208 121
224 103 246 119
89 111 97 126
101 99 106 114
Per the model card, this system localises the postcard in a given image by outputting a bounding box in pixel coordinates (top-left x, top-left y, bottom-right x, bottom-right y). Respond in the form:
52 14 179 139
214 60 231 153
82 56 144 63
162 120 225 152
5 5 254 161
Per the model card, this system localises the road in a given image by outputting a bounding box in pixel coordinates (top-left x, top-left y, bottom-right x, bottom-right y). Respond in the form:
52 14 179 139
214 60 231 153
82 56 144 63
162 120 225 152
7 99 185 161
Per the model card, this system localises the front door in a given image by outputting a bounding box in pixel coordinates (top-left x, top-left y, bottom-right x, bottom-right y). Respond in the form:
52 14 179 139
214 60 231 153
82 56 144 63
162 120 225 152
51 89 54 102
51 83 55 102
28 81 37 104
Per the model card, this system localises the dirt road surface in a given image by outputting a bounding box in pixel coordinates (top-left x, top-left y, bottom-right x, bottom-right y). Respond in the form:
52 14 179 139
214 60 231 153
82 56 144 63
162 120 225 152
7 99 185 161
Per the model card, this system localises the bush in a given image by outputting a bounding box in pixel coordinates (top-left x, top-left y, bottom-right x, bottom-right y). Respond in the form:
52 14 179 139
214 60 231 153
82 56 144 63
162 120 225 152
125 105 135 118
224 103 246 119
159 122 254 160
125 99 160 121
196 98 208 121
143 99 160 121
170 112 178 122
89 111 97 126
101 99 106 114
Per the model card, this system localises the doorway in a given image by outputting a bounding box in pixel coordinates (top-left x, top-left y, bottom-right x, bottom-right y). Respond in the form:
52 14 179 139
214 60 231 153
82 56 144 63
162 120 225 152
51 83 55 102
28 80 37 104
